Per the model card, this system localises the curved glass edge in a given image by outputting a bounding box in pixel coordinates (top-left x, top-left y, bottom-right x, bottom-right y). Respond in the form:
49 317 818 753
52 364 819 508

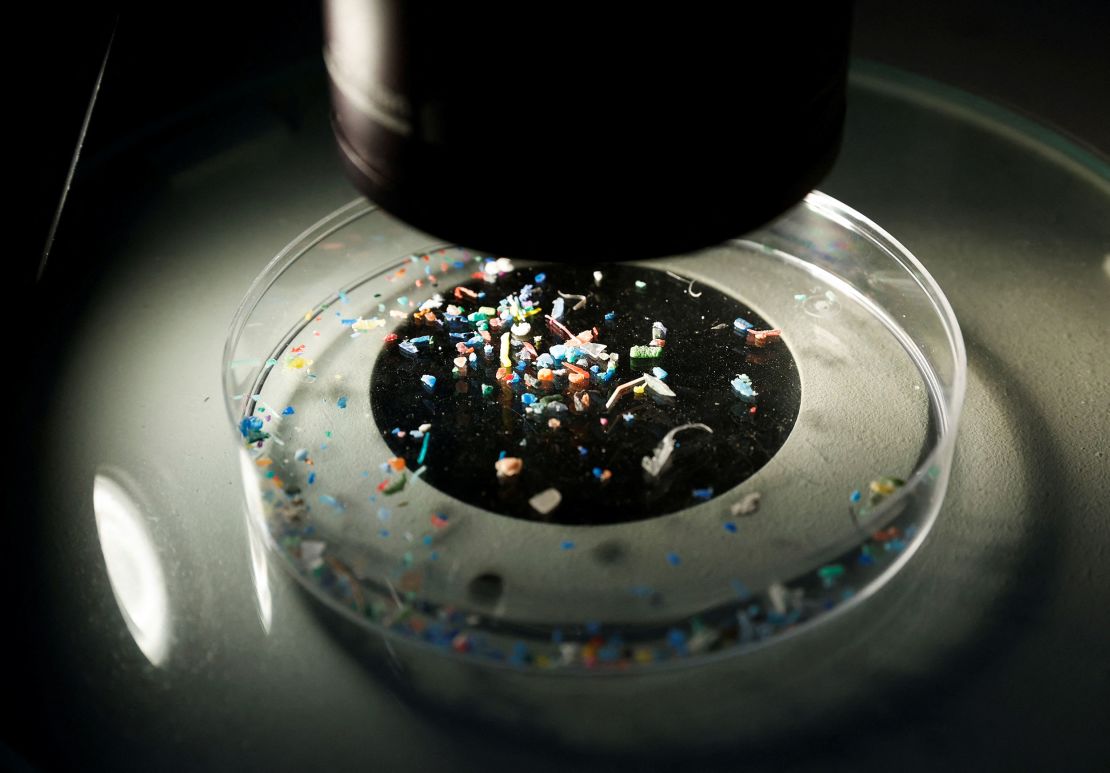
849 59 1110 189
221 188 967 675
222 198 375 436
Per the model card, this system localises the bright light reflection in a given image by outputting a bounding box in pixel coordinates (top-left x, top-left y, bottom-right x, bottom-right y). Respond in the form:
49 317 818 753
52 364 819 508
240 450 273 633
93 471 171 666
247 513 273 633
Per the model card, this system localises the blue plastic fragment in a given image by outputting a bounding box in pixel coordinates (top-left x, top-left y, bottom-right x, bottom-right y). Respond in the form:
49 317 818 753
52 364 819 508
534 272 546 284
308 472 316 485
850 489 862 503
399 340 419 356
733 317 753 334
651 367 668 381
282 406 295 416
337 396 348 409
666 552 681 566
724 521 738 533
239 416 263 437
692 487 714 500
561 540 575 550
521 393 537 406
421 374 437 390
729 579 752 600
604 311 616 321
731 373 758 401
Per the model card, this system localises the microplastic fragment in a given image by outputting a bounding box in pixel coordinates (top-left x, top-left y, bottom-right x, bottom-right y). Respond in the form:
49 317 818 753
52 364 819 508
352 317 385 331
529 488 562 515
731 373 758 401
557 290 587 311
747 328 782 347
643 373 676 398
604 376 646 411
629 345 662 359
730 492 762 516
495 456 523 478
337 396 348 409
642 423 713 478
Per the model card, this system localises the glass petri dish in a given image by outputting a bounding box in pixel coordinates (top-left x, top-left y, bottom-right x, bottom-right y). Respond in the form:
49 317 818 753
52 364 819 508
223 191 965 671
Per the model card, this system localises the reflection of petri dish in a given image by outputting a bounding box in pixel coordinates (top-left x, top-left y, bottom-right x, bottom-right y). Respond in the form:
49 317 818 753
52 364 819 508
224 191 965 669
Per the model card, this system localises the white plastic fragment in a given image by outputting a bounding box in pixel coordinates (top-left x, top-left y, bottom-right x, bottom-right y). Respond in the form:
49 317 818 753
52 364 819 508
351 317 385 331
418 294 444 311
730 492 762 517
643 372 676 398
605 376 646 411
300 540 326 571
529 487 562 515
510 322 531 339
768 582 789 615
641 423 713 478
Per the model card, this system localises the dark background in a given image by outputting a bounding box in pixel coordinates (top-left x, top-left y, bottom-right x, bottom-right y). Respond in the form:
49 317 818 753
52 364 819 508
12 1 1109 770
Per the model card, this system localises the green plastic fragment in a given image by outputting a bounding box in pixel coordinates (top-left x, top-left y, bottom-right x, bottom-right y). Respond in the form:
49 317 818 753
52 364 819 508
630 345 663 359
383 472 407 495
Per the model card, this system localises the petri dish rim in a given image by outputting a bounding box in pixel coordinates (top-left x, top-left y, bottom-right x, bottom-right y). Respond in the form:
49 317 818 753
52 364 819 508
222 189 966 676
